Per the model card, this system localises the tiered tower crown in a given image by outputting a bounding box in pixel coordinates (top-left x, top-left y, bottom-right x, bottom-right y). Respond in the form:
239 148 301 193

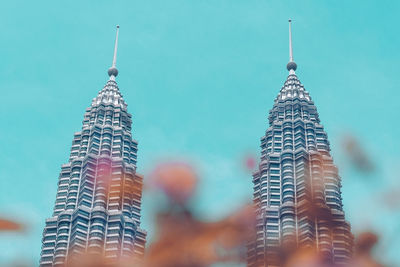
93 79 127 108
276 73 311 102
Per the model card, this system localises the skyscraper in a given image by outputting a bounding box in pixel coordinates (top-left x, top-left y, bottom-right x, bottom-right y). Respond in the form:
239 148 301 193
247 21 353 266
40 26 146 266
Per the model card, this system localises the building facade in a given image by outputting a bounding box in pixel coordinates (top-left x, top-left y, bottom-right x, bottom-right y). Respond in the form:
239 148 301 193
247 21 353 266
40 26 146 266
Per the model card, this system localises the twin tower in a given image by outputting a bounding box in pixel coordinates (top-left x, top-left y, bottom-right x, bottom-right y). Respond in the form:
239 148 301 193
40 22 353 267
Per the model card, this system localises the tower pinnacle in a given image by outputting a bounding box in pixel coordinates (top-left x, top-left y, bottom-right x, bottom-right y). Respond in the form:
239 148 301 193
286 19 297 73
108 25 120 79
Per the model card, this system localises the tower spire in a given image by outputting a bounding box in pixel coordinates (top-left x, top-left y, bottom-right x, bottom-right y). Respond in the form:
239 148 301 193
289 19 293 62
108 25 120 80
286 19 297 73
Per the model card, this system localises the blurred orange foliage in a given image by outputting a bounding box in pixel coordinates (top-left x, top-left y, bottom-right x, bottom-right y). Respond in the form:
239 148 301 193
0 218 24 232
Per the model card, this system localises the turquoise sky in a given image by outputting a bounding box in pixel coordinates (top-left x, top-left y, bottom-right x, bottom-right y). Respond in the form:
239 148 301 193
1 1 399 266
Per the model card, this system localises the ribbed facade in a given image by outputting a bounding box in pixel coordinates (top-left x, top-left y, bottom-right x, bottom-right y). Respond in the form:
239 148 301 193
247 68 353 266
39 72 146 266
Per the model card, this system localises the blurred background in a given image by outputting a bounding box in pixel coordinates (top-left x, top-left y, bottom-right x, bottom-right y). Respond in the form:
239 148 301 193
0 0 399 266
